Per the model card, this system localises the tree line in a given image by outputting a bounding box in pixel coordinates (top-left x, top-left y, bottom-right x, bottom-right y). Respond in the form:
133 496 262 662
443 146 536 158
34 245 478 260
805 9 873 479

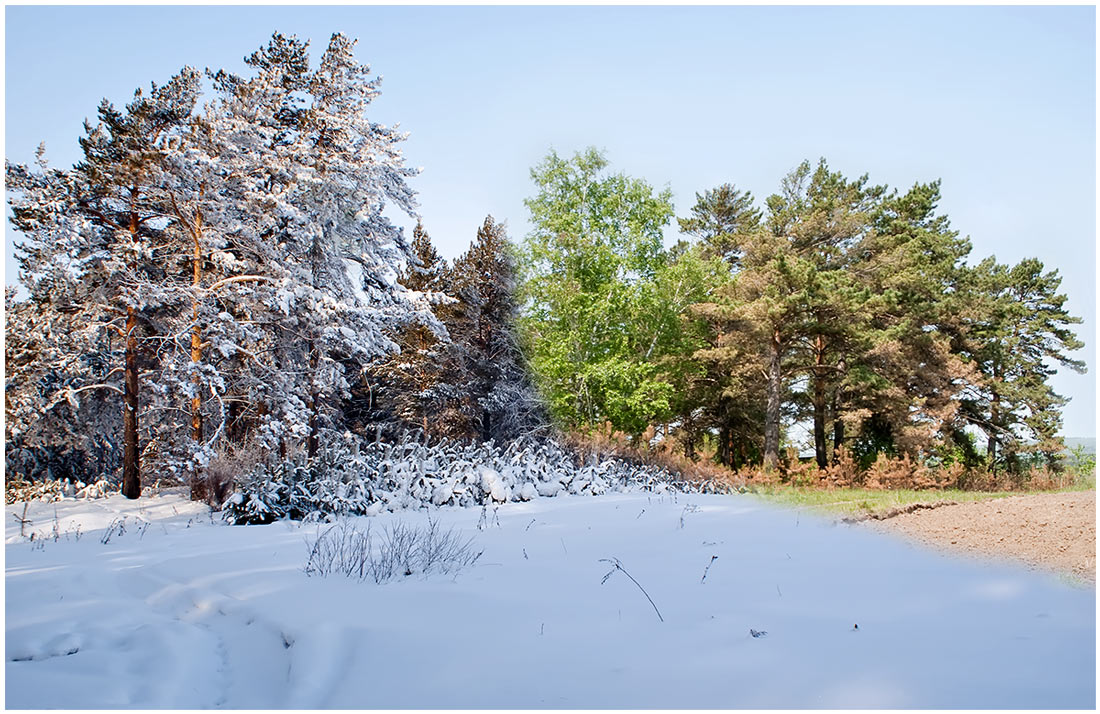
5 34 1086 502
517 148 1085 475
5 33 539 501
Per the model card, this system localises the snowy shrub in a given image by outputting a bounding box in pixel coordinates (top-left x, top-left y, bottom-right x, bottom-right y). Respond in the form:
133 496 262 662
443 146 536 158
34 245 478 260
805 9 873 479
223 432 735 525
6 477 66 504
75 480 113 500
5 476 114 504
304 517 481 583
221 461 296 525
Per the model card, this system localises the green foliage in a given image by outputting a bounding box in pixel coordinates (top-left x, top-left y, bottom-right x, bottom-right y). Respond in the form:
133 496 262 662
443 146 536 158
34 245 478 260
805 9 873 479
959 257 1086 471
678 183 761 267
691 159 884 470
1067 445 1096 488
846 179 977 460
519 148 723 435
515 147 1084 479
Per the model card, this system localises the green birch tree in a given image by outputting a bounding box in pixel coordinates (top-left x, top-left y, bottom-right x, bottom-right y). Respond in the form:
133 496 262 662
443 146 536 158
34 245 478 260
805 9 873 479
519 147 683 434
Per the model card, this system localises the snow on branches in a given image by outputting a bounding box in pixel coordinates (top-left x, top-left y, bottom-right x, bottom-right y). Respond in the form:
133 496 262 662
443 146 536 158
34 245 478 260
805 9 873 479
221 432 734 525
6 32 426 499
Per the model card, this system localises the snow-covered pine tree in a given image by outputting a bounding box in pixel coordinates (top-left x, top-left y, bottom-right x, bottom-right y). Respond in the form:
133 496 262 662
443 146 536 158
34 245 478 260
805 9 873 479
75 69 205 498
151 87 287 500
9 31 430 499
208 32 423 459
198 34 316 460
7 70 203 498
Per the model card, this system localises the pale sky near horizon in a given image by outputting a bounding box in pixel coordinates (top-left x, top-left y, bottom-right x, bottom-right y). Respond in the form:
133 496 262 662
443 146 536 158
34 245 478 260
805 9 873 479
4 5 1096 438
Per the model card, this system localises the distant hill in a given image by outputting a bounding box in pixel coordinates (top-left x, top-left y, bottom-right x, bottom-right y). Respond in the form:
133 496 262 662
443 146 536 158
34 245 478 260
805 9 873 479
1063 437 1095 454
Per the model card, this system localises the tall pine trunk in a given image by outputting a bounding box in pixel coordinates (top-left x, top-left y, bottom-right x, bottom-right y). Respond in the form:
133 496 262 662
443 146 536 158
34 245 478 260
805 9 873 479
812 336 828 469
988 407 999 473
763 329 782 472
682 414 697 461
988 363 1001 473
189 214 206 501
189 206 204 445
121 204 142 499
813 377 828 469
307 228 323 459
121 305 141 499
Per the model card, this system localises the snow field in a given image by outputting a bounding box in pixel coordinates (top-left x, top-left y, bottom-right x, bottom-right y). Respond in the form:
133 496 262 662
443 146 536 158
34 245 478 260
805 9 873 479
6 489 1095 708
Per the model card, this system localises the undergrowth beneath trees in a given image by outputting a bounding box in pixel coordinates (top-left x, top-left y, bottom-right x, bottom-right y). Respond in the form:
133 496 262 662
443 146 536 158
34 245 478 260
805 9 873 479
219 432 734 525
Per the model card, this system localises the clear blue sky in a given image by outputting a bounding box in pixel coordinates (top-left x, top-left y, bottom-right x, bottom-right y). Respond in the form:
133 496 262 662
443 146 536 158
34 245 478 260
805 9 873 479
5 5 1095 438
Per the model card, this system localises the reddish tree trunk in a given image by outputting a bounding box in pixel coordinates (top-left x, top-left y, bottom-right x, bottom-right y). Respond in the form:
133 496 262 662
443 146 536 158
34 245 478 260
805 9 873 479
190 212 204 446
989 364 1002 473
189 216 206 502
763 329 782 472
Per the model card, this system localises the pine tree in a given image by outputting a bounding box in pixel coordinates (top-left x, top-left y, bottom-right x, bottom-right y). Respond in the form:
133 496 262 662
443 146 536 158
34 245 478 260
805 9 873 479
960 257 1085 471
368 221 465 439
449 216 545 442
403 221 448 292
770 160 884 468
5 288 123 484
208 32 422 457
677 183 762 268
687 161 886 470
678 189 764 465
6 70 204 498
7 31 425 498
846 180 977 463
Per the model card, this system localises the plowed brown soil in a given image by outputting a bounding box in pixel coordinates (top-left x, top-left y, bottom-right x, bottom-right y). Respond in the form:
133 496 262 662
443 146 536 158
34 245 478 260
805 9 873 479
863 491 1095 584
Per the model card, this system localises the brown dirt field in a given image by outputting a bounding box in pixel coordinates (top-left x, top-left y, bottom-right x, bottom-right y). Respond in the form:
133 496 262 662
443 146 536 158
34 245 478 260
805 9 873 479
863 490 1096 585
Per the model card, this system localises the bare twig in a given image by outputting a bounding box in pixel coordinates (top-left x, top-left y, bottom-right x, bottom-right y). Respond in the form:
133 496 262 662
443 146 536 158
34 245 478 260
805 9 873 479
600 557 664 623
101 517 126 544
700 555 718 584
680 504 700 529
13 503 32 538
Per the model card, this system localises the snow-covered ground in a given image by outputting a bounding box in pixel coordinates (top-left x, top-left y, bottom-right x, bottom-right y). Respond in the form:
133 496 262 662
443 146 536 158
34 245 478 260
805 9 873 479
5 489 1095 708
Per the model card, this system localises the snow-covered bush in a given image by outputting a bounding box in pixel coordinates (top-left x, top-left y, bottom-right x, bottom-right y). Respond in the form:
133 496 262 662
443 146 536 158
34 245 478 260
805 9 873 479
5 476 115 504
221 461 297 525
222 432 734 524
